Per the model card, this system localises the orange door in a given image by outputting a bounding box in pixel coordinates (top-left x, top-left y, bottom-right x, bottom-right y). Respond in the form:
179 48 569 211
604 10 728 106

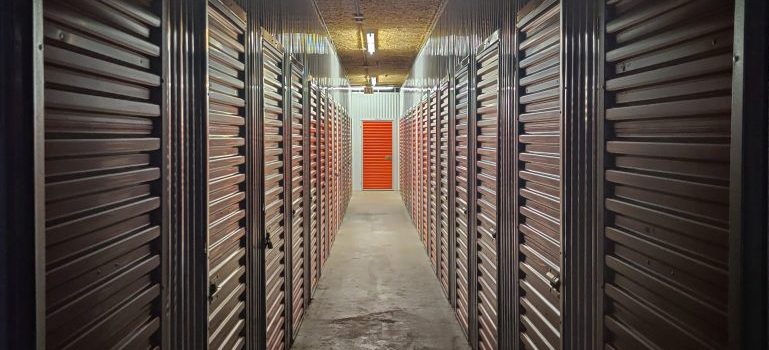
362 121 393 190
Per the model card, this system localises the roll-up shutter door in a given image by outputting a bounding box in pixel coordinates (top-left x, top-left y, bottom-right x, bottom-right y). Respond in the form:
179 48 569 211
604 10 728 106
454 60 471 335
262 31 287 350
308 84 320 294
600 1 733 349
421 99 430 250
206 2 249 348
319 92 328 268
329 102 337 246
288 60 306 338
515 0 563 348
429 92 439 274
42 0 165 347
438 79 452 297
476 35 500 350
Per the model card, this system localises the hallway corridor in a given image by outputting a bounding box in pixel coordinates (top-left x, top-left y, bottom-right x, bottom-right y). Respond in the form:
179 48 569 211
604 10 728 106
292 192 469 350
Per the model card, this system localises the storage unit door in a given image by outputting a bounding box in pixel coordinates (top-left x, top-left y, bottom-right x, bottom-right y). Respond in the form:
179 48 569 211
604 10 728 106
476 38 500 350
362 121 394 190
422 100 431 250
454 62 471 335
309 84 320 294
289 61 305 338
600 1 733 349
207 2 249 348
42 0 165 347
515 0 563 348
438 80 452 296
319 92 328 268
262 35 287 350
430 92 439 274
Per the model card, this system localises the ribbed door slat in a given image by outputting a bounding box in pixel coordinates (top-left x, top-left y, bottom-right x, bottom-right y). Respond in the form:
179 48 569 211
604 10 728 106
600 1 733 349
516 1 563 348
43 0 164 347
476 40 500 350
455 63 471 335
262 36 286 350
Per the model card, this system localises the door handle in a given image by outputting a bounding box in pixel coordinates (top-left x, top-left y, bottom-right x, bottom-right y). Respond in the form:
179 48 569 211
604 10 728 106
385 155 392 160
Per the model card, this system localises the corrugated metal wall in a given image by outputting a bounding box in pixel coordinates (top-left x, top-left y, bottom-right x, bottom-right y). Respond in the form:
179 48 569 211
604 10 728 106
349 93 401 191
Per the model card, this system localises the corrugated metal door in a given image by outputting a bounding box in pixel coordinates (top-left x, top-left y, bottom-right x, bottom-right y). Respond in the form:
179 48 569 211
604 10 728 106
309 84 320 294
362 121 394 190
319 92 328 268
476 35 500 350
454 60 471 335
288 60 305 338
600 1 733 348
429 92 439 274
438 80 452 296
207 2 249 348
420 99 430 251
262 32 287 350
515 0 563 348
42 0 165 347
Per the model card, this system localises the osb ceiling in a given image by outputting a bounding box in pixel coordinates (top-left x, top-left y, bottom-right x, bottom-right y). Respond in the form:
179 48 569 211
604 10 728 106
315 0 444 86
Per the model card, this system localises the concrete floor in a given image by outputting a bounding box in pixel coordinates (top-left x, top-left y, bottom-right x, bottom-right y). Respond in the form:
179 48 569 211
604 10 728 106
292 191 470 350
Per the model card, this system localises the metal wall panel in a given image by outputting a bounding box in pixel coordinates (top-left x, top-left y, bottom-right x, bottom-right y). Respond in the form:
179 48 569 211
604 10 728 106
599 1 734 349
261 32 286 350
206 2 249 348
42 0 166 347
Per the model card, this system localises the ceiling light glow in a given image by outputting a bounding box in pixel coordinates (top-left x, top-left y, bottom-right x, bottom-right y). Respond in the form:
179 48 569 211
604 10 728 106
366 32 376 54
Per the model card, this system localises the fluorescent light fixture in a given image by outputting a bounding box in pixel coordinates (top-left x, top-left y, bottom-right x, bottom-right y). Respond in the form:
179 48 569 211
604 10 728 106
370 76 377 86
366 32 376 54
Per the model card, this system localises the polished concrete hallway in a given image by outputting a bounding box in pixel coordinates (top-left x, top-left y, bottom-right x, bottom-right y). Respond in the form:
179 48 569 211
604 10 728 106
292 191 469 350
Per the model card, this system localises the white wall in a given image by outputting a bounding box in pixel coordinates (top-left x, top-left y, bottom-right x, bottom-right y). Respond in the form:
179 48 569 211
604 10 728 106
349 92 401 191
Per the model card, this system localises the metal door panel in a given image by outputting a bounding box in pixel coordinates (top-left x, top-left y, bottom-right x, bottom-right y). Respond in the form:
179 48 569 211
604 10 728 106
600 1 733 348
455 61 471 336
42 0 165 347
476 36 500 350
516 0 563 348
262 32 286 350
289 61 306 338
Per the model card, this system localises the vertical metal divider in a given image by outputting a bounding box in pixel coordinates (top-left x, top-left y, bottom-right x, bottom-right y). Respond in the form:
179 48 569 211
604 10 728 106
244 4 260 349
448 67 458 312
593 0 606 347
158 1 171 348
510 8 522 348
498 1 516 348
1 0 45 348
302 76 312 313
730 0 769 348
282 52 294 350
253 21 267 350
198 1 212 348
433 86 441 279
467 54 480 350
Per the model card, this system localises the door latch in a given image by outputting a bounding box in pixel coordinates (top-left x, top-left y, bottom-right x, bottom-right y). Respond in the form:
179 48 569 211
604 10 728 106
546 271 560 291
